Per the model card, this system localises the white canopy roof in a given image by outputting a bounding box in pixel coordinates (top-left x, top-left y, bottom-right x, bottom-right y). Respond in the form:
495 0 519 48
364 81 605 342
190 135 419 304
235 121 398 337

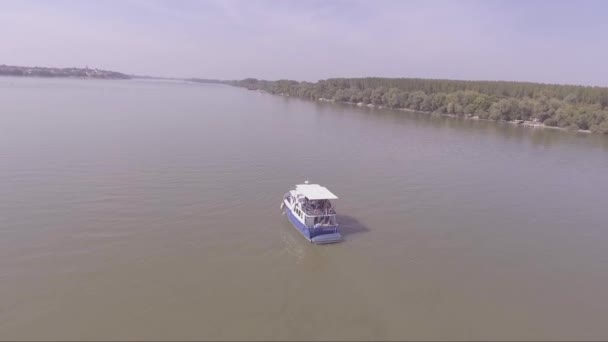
295 184 338 200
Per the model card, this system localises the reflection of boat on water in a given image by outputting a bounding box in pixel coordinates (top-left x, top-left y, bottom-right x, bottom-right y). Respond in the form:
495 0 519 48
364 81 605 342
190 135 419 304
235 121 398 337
280 181 341 244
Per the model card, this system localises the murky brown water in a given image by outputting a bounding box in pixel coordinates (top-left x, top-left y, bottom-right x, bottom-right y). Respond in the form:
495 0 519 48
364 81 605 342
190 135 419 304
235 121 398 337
2 77 608 340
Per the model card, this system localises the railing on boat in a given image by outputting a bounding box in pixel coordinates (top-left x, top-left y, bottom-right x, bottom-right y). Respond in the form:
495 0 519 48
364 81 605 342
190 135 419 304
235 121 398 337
284 195 337 227
302 207 336 217
304 212 337 227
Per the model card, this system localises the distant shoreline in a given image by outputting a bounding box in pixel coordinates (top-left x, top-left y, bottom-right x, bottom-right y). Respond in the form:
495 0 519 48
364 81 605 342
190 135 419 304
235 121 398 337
0 64 131 80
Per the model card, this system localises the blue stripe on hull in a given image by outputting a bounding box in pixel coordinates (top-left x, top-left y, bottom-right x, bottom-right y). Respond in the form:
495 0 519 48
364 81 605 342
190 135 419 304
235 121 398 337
284 204 342 244
285 206 311 241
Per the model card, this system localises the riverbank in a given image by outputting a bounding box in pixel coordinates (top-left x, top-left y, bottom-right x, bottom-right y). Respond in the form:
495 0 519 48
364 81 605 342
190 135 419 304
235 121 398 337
219 77 608 134
315 97 592 134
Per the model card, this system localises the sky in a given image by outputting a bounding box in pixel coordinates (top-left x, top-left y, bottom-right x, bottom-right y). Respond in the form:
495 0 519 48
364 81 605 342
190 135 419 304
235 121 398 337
1 0 607 85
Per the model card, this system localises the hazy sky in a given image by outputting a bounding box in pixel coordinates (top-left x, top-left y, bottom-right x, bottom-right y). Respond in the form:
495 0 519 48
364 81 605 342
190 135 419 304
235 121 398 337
1 0 607 85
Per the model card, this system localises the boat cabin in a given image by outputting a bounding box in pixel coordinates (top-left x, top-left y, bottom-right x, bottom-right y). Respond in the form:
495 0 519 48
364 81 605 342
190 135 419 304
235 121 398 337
285 183 338 228
282 182 342 244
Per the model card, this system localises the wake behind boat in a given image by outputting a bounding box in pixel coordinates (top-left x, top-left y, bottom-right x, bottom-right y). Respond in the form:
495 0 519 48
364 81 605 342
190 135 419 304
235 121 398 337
281 182 342 244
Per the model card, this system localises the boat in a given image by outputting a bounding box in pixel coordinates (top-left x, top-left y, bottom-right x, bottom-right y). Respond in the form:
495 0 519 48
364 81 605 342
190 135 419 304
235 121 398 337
281 181 342 244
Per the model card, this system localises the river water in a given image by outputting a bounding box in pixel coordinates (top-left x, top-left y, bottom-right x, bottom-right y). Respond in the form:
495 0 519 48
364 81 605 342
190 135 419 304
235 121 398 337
1 77 608 340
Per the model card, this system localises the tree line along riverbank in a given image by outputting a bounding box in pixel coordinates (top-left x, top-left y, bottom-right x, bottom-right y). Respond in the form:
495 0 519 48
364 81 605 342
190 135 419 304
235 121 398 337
216 77 608 134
